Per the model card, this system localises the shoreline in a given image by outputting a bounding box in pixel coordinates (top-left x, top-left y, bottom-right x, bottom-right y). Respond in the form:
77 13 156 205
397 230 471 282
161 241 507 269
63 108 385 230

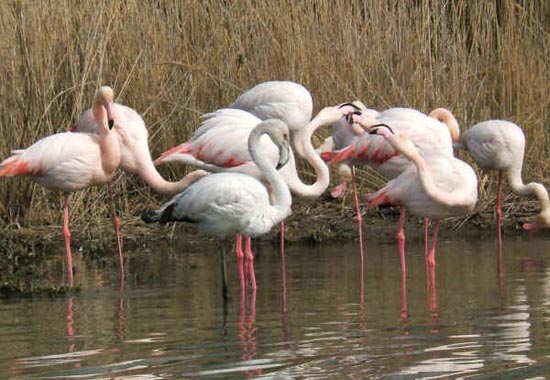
1 195 546 298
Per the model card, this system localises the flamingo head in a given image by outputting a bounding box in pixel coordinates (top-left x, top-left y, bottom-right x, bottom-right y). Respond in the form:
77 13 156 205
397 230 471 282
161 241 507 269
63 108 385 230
429 108 460 142
522 208 550 232
96 86 116 130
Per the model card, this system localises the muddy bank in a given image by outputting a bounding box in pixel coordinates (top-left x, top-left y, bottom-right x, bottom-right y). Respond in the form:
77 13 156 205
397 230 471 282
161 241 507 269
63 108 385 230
2 193 546 298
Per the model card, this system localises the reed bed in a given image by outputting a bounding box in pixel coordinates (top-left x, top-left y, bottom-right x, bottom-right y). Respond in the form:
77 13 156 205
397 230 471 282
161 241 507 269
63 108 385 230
0 0 549 233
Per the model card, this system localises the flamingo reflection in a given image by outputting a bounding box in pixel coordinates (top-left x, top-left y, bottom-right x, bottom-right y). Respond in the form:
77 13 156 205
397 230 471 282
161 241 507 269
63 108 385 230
238 288 261 378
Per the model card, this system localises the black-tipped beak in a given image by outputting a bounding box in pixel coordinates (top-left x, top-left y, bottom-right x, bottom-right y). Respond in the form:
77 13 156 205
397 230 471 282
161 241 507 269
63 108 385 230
339 102 361 111
108 119 114 129
368 123 394 135
276 139 290 170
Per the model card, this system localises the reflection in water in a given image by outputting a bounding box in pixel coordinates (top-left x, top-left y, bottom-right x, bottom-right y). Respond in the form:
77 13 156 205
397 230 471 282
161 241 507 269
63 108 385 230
1 237 550 379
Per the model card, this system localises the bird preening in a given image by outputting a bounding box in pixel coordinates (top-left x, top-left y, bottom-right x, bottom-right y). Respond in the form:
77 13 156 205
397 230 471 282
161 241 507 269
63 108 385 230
1 80 549 299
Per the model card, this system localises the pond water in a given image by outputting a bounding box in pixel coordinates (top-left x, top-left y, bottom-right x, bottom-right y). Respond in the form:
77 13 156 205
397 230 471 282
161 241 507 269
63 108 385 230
1 234 550 379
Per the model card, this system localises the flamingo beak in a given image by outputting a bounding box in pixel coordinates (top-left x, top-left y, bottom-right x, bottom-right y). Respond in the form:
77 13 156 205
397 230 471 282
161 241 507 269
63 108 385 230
368 123 394 135
276 138 290 170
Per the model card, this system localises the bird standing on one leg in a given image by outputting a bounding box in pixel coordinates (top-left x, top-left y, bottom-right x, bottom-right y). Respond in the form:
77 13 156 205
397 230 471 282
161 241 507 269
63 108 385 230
0 86 122 287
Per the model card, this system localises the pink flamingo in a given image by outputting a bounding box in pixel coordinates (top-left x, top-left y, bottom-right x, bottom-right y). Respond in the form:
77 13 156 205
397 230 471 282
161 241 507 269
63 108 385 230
367 124 477 316
154 104 358 290
143 119 292 300
0 86 122 287
455 120 550 238
74 88 204 196
366 124 478 266
324 107 460 251
316 101 379 260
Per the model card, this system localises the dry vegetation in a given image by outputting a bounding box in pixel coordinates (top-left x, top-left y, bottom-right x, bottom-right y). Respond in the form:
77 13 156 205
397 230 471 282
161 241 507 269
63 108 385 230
0 0 549 238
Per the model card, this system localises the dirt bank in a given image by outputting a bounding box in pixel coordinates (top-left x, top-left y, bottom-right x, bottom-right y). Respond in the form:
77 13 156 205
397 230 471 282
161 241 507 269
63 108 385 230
1 192 545 297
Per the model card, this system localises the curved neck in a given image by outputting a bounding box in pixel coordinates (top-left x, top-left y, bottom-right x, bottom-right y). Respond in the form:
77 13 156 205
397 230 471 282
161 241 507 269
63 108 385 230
93 103 120 175
506 165 550 214
282 111 331 198
249 126 292 217
390 135 474 208
137 155 205 195
99 130 121 175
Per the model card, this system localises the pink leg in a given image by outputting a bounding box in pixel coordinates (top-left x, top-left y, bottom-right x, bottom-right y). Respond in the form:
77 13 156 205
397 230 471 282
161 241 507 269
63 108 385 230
398 225 408 325
62 193 74 288
280 220 285 266
396 208 406 247
235 234 245 292
427 220 440 268
244 237 257 290
496 172 503 247
107 184 124 283
426 257 439 333
351 167 365 271
423 217 429 258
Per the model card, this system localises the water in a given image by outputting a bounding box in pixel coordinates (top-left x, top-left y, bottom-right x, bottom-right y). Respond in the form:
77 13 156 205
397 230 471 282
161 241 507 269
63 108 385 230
1 235 550 379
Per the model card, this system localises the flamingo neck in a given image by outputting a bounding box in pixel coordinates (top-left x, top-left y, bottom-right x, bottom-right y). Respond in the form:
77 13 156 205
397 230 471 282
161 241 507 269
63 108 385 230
99 129 121 176
388 134 475 208
249 126 292 219
137 156 205 195
506 166 550 215
280 110 331 198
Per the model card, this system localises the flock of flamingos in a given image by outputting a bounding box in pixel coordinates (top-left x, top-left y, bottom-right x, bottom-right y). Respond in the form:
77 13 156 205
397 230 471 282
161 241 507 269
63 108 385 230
0 81 548 296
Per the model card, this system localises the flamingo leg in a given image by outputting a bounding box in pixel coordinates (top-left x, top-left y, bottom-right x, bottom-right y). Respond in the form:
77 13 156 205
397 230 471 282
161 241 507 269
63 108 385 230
107 184 124 283
218 241 230 304
244 237 257 290
235 234 246 292
62 193 74 288
399 224 408 328
496 171 503 246
280 220 285 267
351 166 365 268
396 207 406 247
427 219 440 268
423 217 429 258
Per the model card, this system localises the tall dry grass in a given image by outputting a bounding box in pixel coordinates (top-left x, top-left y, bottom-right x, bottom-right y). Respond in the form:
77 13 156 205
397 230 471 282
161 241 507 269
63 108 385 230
0 0 549 230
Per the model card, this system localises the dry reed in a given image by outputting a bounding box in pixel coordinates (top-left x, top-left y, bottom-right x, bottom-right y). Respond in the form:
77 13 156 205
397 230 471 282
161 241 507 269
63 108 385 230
0 0 549 232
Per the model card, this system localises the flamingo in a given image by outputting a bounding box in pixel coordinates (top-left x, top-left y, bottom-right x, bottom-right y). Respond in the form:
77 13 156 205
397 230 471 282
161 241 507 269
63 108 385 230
316 100 380 258
0 86 122 287
154 104 359 288
229 80 313 157
74 88 204 196
142 119 293 298
454 120 550 237
365 124 478 267
324 108 461 248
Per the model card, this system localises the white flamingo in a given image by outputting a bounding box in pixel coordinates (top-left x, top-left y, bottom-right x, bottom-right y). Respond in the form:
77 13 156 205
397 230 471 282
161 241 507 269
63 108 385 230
154 104 358 288
454 120 550 236
142 119 293 296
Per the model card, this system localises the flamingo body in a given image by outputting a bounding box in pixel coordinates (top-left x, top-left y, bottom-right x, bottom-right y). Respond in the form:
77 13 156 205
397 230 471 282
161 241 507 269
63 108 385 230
367 151 478 219
143 119 293 293
145 172 288 237
328 107 457 179
456 120 550 230
0 133 118 192
230 80 313 134
76 102 148 173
